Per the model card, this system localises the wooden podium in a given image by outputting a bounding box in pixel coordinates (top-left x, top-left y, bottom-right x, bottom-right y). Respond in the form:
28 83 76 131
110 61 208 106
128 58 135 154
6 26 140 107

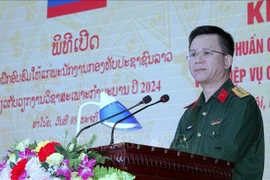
93 142 234 180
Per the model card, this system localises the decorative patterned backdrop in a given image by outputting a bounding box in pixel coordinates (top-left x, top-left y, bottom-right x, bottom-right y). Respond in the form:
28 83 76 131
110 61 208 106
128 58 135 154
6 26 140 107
0 1 269 179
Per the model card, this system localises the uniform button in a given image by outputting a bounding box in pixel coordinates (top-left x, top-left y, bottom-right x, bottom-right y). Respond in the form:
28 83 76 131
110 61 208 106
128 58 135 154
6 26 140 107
202 112 207 116
183 137 187 142
212 132 215 136
197 133 201 137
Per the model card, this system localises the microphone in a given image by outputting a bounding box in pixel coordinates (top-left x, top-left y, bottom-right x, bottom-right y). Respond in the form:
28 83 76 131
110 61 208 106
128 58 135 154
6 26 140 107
76 95 152 138
110 94 170 145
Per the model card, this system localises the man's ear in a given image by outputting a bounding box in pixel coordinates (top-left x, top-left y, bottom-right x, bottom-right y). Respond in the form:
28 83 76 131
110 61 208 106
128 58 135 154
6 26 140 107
224 55 233 70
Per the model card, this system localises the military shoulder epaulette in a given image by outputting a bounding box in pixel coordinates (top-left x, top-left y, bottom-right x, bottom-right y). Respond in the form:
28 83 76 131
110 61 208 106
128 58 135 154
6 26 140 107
231 86 250 98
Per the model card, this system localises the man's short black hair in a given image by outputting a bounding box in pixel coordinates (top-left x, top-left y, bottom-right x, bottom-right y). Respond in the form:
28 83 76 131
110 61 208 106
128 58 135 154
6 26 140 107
188 25 235 57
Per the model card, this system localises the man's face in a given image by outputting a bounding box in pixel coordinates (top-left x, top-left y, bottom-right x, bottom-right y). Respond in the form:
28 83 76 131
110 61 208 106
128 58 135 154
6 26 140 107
188 34 232 86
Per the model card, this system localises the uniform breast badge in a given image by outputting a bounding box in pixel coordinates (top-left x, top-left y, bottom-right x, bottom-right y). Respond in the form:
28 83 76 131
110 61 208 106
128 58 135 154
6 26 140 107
210 118 223 125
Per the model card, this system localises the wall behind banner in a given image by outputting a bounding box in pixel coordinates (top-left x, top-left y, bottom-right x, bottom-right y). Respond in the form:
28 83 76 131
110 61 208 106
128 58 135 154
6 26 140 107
0 0 270 178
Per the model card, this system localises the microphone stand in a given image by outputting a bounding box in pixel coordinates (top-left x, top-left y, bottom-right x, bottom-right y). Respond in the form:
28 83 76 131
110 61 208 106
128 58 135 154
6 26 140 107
76 101 141 138
76 95 152 139
109 100 161 145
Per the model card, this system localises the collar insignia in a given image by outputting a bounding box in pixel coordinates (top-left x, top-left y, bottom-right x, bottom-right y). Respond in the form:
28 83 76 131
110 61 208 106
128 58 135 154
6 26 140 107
217 88 228 103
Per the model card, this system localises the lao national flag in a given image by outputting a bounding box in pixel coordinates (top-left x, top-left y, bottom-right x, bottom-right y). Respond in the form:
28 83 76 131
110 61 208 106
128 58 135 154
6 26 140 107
47 0 107 18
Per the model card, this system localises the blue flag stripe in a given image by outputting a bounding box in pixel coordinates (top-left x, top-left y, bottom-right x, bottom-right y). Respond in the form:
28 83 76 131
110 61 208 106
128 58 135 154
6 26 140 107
48 0 80 8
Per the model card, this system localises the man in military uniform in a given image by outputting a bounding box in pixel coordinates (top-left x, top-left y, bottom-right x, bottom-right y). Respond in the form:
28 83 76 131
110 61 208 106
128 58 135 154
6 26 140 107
170 25 264 180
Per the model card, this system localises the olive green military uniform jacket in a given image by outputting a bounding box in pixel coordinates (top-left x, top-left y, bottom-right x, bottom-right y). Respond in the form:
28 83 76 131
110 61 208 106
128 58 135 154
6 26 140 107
170 79 264 180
